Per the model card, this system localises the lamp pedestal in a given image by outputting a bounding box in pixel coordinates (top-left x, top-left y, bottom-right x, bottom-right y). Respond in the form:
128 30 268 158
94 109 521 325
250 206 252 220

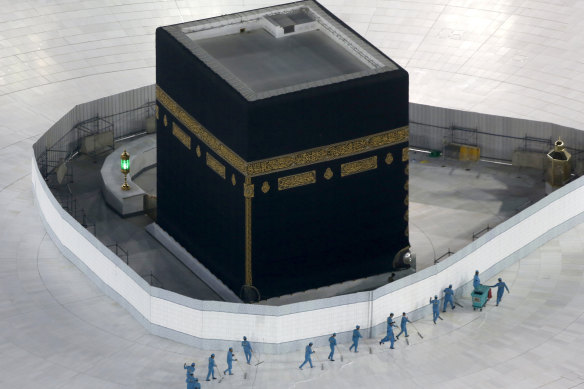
121 172 130 191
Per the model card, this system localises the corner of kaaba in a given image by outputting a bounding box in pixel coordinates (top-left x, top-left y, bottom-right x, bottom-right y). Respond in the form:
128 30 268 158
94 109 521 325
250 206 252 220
155 0 410 301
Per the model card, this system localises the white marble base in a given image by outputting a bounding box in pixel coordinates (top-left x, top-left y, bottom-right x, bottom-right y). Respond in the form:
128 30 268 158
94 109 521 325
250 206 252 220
100 135 156 216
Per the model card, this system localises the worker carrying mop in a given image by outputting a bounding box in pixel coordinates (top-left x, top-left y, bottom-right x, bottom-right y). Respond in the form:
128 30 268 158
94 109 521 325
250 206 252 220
242 336 253 365
396 312 411 339
328 333 337 361
223 347 236 376
349 325 363 353
299 342 315 369
379 313 397 349
443 284 455 312
206 354 216 381
430 296 441 324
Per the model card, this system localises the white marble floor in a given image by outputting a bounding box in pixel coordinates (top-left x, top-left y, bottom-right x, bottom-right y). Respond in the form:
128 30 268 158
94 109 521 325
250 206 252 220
1 197 584 388
2 1 584 388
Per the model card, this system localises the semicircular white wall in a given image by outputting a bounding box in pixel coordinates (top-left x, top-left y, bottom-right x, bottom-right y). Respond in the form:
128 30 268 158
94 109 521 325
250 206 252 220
32 86 584 353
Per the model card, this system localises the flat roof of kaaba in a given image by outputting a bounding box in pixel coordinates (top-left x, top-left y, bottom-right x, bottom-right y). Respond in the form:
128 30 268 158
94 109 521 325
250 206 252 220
196 29 370 94
163 1 401 101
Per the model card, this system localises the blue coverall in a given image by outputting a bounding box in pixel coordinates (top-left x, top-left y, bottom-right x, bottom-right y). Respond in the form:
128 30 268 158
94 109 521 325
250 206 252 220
224 351 234 375
349 328 362 352
380 322 396 348
242 340 253 364
431 298 440 323
186 375 199 389
184 364 195 377
396 315 410 338
473 274 481 290
206 356 216 381
443 287 455 311
491 281 510 305
299 344 314 369
328 336 336 360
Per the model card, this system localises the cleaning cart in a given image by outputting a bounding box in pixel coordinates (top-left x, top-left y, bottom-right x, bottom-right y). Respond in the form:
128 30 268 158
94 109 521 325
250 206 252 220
471 284 491 311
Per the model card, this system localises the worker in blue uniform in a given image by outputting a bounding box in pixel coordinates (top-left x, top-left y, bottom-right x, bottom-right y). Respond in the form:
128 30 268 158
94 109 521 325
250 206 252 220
206 354 216 381
430 295 441 324
186 373 200 389
490 278 510 306
242 336 253 364
224 347 236 375
396 312 411 339
328 333 337 361
473 270 481 290
349 325 362 352
443 284 455 312
184 362 195 377
379 314 397 349
299 342 315 369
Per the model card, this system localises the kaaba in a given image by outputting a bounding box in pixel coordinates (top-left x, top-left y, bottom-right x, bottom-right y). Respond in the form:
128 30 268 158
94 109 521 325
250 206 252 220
155 0 409 300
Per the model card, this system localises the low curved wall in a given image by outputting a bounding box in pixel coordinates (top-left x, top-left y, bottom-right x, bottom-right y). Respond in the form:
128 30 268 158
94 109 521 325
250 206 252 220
32 85 584 353
32 151 584 353
100 135 156 216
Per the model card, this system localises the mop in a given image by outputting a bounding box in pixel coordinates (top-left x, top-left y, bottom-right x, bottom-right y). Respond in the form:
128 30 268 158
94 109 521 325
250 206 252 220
235 358 247 379
412 322 424 339
216 366 225 383
313 350 324 370
253 353 264 366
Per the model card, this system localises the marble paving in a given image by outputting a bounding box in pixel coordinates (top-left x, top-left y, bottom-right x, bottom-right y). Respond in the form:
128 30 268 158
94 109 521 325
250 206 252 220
1 0 584 387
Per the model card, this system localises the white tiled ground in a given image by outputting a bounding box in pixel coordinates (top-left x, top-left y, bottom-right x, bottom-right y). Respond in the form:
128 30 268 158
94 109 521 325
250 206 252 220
2 0 584 388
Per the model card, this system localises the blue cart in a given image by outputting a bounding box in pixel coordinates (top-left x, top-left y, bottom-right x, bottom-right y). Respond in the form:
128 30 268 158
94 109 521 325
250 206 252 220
471 285 490 311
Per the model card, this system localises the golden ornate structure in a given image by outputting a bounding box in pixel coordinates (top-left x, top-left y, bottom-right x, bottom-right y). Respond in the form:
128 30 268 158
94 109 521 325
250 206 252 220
120 149 130 191
385 152 393 165
196 145 201 157
278 171 317 191
231 174 236 186
157 86 409 177
546 137 572 188
261 181 270 193
324 167 333 180
172 123 191 150
341 155 378 177
402 146 409 162
206 152 226 179
243 181 255 198
244 177 253 286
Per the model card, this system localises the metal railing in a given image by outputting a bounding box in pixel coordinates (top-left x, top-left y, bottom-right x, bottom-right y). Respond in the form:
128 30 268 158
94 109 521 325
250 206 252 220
142 272 163 288
34 87 155 180
472 225 492 241
434 249 454 264
107 243 129 265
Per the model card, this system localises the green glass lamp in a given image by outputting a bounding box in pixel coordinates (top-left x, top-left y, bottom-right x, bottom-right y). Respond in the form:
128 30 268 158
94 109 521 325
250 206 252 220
121 149 130 191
